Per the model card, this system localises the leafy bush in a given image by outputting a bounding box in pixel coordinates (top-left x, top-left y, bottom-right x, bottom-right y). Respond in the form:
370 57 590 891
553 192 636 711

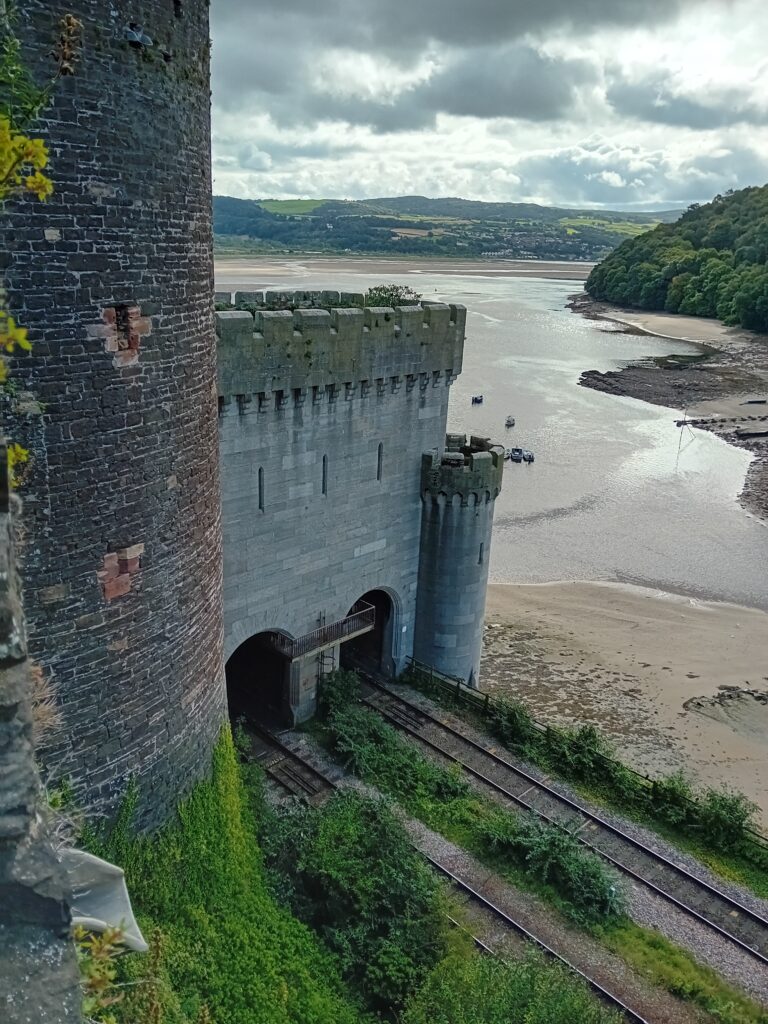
402 952 622 1024
365 284 422 307
316 668 361 720
329 705 469 803
87 730 362 1024
478 811 625 926
260 791 447 1012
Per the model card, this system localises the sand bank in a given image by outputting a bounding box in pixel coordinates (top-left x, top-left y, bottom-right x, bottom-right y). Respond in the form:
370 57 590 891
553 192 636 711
481 581 768 822
214 255 595 286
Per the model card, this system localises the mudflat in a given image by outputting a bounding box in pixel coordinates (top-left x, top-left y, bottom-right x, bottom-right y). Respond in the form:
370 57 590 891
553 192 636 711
482 581 768 822
571 294 768 521
214 255 595 285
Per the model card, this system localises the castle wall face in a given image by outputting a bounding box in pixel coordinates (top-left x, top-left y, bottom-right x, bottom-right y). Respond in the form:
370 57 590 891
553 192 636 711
414 436 505 685
4 2 225 825
217 297 465 719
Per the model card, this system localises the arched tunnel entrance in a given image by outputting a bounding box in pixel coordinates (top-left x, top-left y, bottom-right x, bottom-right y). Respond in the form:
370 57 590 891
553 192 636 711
226 632 291 731
341 589 395 676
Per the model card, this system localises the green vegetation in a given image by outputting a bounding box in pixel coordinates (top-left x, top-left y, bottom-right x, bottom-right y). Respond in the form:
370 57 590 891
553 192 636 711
317 673 624 928
258 198 326 215
402 952 622 1024
318 674 768 1024
365 283 422 306
86 730 363 1024
213 194 678 262
259 790 446 1013
560 215 656 237
603 923 768 1024
587 184 768 331
404 667 768 893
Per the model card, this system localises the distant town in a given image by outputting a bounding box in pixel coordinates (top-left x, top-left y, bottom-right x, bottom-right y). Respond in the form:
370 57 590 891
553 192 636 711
214 194 681 262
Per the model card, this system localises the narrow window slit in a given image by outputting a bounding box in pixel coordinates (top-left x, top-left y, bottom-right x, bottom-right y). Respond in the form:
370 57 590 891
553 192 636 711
322 455 328 496
377 442 383 481
258 467 265 512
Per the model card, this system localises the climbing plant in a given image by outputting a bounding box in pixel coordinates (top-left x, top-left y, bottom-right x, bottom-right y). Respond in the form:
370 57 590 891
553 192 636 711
0 6 81 479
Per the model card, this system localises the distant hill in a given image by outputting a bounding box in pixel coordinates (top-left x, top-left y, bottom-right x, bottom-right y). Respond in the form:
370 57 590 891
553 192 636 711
213 194 683 263
586 184 768 331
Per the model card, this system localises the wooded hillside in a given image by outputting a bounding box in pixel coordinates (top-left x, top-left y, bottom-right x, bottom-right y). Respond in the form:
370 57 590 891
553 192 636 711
586 185 768 331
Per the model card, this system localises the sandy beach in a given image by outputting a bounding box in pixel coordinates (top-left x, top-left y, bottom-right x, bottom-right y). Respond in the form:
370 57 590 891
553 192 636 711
481 581 768 822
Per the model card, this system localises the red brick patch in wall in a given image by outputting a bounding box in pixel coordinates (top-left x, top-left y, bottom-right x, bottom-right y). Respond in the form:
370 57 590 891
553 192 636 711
98 543 145 601
87 304 152 367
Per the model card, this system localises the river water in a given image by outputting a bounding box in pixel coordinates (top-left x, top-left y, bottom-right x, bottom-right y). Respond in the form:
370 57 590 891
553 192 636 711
215 259 768 610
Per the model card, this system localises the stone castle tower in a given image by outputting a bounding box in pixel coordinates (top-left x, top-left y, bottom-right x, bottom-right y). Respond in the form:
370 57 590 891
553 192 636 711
414 434 504 684
5 1 225 824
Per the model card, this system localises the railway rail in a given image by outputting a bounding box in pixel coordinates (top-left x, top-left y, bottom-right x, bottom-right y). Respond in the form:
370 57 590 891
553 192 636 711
359 676 768 968
240 724 334 803
241 719 654 1022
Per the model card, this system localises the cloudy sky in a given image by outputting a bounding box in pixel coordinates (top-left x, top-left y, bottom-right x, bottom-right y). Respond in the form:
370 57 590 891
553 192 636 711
211 0 768 210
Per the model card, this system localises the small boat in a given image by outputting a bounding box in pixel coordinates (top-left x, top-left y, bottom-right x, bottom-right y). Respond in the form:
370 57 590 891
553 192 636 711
471 395 484 405
508 447 523 463
522 449 535 463
505 415 515 428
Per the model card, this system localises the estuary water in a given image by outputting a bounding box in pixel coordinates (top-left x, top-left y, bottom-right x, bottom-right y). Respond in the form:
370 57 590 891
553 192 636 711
215 258 768 610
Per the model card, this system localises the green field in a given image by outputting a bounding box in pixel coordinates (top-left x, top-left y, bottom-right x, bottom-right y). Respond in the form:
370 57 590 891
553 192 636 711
559 216 657 237
258 199 327 215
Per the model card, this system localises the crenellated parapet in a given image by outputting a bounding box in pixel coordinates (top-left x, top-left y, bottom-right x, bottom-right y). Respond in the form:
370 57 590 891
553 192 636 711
421 434 505 504
215 293 466 400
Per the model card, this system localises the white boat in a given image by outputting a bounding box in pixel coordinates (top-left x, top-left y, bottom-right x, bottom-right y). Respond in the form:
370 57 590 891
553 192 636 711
505 415 515 428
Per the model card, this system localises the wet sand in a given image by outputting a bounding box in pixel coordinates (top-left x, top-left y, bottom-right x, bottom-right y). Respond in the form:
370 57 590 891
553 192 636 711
481 582 768 822
214 255 595 286
571 294 768 521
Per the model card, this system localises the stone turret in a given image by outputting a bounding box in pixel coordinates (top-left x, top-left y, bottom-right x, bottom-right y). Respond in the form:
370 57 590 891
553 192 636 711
414 434 504 685
4 0 225 826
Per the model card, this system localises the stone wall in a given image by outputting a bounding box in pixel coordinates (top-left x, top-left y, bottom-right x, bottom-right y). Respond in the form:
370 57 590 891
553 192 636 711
217 297 466 719
3 1 225 826
0 455 81 1023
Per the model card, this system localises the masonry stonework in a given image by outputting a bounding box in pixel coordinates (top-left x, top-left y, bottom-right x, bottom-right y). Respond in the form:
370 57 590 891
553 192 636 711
414 435 505 684
217 292 503 720
3 1 226 826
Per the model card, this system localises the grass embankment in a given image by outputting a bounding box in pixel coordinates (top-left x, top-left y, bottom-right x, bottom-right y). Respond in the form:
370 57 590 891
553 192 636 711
404 671 768 899
316 671 768 1024
87 731 362 1024
85 724 626 1024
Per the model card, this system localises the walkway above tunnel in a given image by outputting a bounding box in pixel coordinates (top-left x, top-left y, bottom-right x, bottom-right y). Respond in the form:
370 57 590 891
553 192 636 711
267 600 376 661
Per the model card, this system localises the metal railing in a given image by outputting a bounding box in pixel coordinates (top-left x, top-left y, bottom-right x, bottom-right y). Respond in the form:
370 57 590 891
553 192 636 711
269 601 375 660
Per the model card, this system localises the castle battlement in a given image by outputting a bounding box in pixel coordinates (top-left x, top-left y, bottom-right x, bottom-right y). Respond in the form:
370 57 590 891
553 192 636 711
421 434 505 503
216 296 466 399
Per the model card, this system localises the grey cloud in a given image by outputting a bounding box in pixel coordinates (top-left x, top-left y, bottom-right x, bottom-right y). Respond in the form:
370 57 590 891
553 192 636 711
412 47 596 121
513 141 766 207
607 71 768 128
213 43 595 133
212 0 702 55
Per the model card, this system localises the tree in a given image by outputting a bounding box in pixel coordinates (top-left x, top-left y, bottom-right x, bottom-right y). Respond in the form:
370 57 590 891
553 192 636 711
365 283 423 307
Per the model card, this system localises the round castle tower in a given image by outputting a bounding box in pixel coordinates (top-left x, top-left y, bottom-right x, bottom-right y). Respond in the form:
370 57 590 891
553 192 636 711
414 434 504 686
4 2 225 825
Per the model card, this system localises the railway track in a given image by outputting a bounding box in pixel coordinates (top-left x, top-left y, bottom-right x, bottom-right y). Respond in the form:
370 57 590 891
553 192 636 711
240 724 334 803
428 856 649 1024
242 719 655 1022
359 677 768 968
